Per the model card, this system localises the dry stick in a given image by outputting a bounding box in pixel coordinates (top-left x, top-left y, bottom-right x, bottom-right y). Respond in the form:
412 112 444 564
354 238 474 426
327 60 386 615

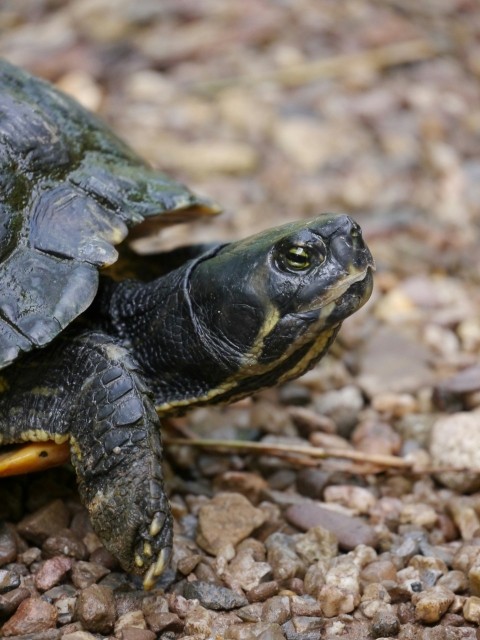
190 38 442 93
165 437 480 477
164 437 411 469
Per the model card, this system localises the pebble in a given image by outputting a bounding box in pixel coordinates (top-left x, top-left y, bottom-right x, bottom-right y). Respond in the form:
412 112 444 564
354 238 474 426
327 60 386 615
351 419 402 456
0 569 20 593
449 498 480 540
17 500 70 545
357 327 433 396
184 580 248 610
412 585 455 623
265 533 304 581
42 529 87 560
370 607 400 638
262 595 291 624
294 526 338 564
0 597 58 636
62 632 98 640
286 503 378 550
0 525 17 567
246 581 279 603
324 485 376 515
114 609 147 633
121 629 157 640
295 468 331 500
463 595 480 624
224 543 272 592
361 559 398 586
213 471 268 504
74 584 116 634
34 556 73 591
224 621 285 640
320 557 361 617
430 411 480 492
70 560 110 588
0 586 30 617
313 385 364 436
282 615 324 640
183 603 213 638
196 493 266 556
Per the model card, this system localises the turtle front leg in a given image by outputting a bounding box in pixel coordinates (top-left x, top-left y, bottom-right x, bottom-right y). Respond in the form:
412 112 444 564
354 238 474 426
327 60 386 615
68 333 173 588
0 330 172 589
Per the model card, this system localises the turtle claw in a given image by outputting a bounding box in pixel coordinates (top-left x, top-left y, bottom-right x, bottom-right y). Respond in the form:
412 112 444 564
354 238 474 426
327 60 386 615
149 511 166 538
143 547 171 590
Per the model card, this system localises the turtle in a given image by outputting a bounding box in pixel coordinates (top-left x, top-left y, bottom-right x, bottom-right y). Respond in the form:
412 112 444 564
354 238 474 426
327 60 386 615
0 59 374 589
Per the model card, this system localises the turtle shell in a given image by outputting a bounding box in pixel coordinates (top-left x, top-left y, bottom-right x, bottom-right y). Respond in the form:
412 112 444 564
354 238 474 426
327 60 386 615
0 60 220 369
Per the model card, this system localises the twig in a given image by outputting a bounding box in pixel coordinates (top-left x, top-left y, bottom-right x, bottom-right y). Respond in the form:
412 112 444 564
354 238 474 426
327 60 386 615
164 437 411 469
189 38 442 93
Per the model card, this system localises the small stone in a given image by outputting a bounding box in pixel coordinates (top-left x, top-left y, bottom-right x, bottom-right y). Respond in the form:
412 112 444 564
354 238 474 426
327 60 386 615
71 560 110 588
0 586 30 617
437 570 469 593
18 547 42 566
361 560 398 586
17 499 70 544
295 469 331 500
0 569 20 593
184 581 248 610
262 595 291 624
246 581 279 603
183 604 213 637
196 493 266 556
351 419 402 456
0 524 17 567
413 585 455 623
289 595 322 617
224 621 285 640
0 597 58 636
114 609 147 634
430 412 480 492
463 595 480 623
62 632 98 640
283 616 324 640
34 556 73 591
320 558 361 617
42 528 87 560
225 544 271 592
371 607 400 638
286 503 378 550
400 503 438 529
448 498 480 540
121 629 157 640
74 584 116 634
213 472 268 504
265 532 304 581
89 545 119 570
313 385 364 437
294 526 338 564
323 485 376 515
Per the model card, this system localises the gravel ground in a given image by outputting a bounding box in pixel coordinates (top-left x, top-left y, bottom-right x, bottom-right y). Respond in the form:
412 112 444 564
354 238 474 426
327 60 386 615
1 1 480 638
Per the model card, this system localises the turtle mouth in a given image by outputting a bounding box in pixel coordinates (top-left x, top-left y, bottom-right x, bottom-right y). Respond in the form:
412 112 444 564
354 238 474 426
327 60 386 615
300 265 374 315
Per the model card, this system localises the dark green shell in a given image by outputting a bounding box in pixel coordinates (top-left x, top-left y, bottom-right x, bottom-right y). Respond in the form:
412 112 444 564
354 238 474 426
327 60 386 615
0 60 219 369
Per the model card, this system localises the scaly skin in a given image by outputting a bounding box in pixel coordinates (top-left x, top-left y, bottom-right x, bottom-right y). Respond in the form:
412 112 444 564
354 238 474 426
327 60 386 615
0 330 172 587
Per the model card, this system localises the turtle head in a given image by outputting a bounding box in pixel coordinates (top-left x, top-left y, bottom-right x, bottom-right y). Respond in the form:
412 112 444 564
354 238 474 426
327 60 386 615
164 213 374 409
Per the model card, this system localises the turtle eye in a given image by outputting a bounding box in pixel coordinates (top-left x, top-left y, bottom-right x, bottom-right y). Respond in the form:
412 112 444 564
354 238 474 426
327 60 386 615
276 242 326 273
285 246 311 270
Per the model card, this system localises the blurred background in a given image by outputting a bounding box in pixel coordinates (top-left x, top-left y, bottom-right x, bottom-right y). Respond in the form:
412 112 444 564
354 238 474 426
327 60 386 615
1 1 479 253
1 0 480 390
